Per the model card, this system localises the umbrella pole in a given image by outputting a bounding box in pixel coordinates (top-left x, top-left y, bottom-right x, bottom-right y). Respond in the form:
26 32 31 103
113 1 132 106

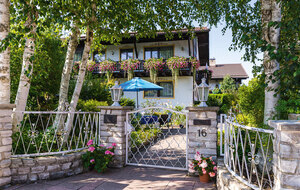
136 90 138 109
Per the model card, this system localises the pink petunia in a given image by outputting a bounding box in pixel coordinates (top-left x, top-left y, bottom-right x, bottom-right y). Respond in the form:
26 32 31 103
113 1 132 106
112 143 117 147
100 144 105 147
213 166 217 171
105 150 114 155
107 146 113 149
87 139 93 146
209 172 215 177
90 159 95 163
202 168 206 174
88 146 95 152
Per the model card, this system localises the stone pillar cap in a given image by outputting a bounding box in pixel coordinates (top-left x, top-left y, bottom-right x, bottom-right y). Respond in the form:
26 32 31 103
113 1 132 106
185 106 219 112
97 106 134 110
269 120 300 131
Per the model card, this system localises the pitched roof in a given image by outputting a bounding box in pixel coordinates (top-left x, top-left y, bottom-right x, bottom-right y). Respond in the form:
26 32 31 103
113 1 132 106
198 64 249 79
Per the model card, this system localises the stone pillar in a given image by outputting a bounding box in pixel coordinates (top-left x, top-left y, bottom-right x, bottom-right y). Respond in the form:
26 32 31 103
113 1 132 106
99 106 134 168
0 104 15 187
186 107 219 164
269 120 300 190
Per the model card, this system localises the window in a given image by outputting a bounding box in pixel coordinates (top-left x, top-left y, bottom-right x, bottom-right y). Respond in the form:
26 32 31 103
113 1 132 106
144 81 174 98
120 49 134 60
94 51 106 62
74 50 83 62
144 46 173 60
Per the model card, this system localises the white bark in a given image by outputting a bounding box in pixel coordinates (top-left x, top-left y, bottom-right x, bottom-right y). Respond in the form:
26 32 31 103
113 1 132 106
57 26 80 112
54 26 80 131
261 0 281 123
63 27 93 140
13 13 37 130
0 0 10 104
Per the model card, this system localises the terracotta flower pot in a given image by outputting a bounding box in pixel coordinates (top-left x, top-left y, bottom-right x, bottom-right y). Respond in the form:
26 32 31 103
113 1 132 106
199 173 210 183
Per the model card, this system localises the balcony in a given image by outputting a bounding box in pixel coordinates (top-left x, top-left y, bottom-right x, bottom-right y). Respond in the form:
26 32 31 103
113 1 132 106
93 60 193 78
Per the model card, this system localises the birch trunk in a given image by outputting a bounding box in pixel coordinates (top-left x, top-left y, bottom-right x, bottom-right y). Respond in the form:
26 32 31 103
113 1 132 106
63 27 93 142
261 0 281 123
13 12 37 131
54 26 80 131
0 0 10 104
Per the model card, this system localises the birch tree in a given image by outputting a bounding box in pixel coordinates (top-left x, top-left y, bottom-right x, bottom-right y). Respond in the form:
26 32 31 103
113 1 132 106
13 3 38 128
0 0 10 104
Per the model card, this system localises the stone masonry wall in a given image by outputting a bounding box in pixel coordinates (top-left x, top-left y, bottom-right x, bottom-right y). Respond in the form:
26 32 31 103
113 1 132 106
186 107 219 165
0 104 15 187
269 120 300 190
11 152 85 184
99 106 133 168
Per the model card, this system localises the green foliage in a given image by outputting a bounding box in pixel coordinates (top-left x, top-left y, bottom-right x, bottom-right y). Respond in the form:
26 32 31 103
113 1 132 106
205 94 235 114
276 95 300 119
220 75 237 93
82 141 116 173
119 97 135 107
236 77 265 127
212 87 221 94
77 99 108 112
69 76 114 105
131 128 160 148
10 31 66 110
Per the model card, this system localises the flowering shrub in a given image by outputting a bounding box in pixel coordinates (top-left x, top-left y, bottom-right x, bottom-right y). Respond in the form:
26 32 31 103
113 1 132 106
189 152 217 177
144 58 165 83
121 59 140 80
189 57 201 80
82 140 117 172
98 60 116 81
86 60 98 72
73 61 81 74
166 56 188 84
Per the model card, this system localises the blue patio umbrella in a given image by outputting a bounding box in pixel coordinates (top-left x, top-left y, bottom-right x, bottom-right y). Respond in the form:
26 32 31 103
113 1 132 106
120 77 163 108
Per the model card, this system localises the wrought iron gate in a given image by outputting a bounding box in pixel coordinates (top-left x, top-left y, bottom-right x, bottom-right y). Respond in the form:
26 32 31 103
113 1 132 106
125 107 188 170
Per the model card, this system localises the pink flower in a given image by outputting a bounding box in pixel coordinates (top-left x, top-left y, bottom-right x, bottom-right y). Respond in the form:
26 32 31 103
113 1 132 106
107 146 113 149
213 166 217 171
100 144 105 147
88 146 95 152
87 139 93 146
200 160 208 168
90 159 95 163
112 143 117 147
209 172 215 177
105 150 114 155
212 161 216 165
188 167 195 173
202 168 206 174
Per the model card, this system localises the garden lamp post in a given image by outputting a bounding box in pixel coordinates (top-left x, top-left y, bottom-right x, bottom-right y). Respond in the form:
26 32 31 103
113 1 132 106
110 81 123 106
196 78 210 107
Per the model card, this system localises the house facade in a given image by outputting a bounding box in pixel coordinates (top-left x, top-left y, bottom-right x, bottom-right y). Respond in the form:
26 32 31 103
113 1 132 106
75 28 247 106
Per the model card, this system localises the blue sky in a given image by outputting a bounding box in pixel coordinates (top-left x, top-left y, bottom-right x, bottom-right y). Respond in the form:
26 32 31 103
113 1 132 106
209 24 263 84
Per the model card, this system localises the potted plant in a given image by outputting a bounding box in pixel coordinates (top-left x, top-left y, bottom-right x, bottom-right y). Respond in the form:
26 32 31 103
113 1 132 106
82 139 116 172
98 59 116 81
189 57 200 80
144 58 165 83
121 58 140 80
166 56 188 84
189 152 217 183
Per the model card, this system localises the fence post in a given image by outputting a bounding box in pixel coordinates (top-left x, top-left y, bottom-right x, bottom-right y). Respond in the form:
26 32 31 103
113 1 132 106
185 107 219 169
0 104 15 187
99 106 134 168
269 120 300 190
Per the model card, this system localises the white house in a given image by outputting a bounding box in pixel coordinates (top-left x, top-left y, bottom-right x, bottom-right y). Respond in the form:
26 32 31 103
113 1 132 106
75 28 248 107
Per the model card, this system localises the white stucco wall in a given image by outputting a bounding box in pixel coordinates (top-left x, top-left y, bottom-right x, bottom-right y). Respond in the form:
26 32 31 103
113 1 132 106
105 39 195 61
119 76 194 108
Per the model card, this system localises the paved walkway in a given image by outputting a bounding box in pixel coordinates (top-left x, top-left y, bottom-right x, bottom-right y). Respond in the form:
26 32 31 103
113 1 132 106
129 128 187 168
7 166 216 190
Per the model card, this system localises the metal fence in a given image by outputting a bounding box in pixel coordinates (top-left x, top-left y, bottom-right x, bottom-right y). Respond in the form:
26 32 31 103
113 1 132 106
12 111 101 157
221 113 274 189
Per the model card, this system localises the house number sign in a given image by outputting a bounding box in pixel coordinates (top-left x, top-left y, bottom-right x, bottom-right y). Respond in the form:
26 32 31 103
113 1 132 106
198 129 207 137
